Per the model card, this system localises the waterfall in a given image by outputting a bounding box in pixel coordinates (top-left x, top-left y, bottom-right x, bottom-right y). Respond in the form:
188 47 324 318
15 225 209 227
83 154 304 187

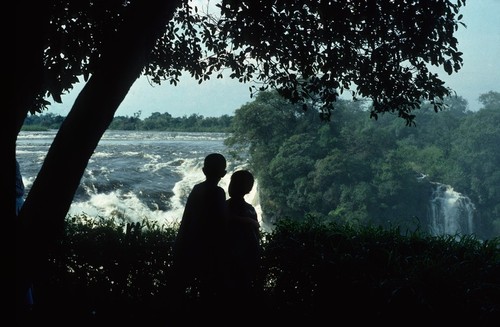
428 183 476 236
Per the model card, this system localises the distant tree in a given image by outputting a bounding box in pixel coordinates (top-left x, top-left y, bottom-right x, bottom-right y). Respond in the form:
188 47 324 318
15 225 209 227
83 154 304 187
14 0 467 314
448 92 500 238
141 112 174 130
109 111 143 130
478 90 500 108
22 113 65 130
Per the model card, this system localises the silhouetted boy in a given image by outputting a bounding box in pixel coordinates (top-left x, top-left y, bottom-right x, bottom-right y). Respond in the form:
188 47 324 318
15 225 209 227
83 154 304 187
169 153 228 321
225 169 262 315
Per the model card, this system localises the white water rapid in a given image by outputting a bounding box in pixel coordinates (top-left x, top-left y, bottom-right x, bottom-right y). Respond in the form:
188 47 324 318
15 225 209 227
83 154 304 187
428 183 476 236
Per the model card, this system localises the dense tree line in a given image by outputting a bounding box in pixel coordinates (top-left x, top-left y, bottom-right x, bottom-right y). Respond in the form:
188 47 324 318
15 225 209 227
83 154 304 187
225 91 500 240
22 111 234 132
111 111 233 132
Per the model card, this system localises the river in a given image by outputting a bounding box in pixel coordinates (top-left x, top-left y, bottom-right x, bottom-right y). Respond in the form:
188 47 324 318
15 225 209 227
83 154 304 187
16 130 262 228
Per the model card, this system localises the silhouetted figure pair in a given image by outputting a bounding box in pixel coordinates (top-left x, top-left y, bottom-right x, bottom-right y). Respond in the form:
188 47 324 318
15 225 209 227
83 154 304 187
168 153 261 325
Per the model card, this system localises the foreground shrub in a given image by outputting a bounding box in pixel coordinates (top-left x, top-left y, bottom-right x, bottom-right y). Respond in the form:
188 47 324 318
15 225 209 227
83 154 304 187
28 215 500 325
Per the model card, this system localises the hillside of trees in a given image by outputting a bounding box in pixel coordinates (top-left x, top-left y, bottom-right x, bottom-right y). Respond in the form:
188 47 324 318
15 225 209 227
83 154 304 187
225 90 500 240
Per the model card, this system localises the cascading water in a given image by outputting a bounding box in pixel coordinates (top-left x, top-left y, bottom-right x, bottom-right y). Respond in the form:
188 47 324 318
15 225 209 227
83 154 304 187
428 183 476 236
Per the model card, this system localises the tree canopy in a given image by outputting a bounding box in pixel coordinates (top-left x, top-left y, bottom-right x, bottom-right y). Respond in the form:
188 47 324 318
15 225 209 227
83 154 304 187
23 0 466 125
207 0 466 123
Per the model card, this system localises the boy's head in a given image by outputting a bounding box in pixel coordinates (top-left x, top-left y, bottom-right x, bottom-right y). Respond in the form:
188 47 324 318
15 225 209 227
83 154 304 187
202 153 227 179
228 170 254 198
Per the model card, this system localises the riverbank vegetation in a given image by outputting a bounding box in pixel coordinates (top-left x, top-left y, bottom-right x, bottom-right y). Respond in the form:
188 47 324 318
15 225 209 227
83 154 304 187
21 110 234 132
225 91 500 240
22 215 499 325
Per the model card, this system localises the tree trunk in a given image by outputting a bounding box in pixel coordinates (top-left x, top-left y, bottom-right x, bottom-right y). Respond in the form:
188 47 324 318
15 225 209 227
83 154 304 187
16 0 182 316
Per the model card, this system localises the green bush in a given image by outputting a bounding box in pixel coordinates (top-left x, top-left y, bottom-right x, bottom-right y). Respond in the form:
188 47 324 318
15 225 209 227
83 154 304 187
28 214 500 325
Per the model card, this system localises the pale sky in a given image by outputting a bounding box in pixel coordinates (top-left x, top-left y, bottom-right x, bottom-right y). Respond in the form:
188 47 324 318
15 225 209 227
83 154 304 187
48 0 500 118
